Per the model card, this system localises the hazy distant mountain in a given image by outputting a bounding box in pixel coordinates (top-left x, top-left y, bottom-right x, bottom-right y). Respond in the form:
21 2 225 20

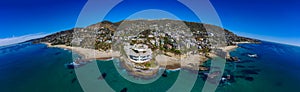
0 33 48 47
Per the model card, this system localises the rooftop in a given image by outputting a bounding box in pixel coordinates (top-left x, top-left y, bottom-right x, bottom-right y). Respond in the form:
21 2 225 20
124 44 153 63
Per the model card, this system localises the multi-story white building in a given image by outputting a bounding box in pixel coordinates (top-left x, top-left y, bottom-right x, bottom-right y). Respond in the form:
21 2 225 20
124 44 152 63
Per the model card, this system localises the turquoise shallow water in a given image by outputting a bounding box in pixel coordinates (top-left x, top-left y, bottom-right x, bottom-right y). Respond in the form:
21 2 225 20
0 43 83 92
0 41 300 92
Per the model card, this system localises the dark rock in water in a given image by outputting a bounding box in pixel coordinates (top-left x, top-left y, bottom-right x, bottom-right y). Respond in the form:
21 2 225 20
120 88 127 92
71 77 77 83
198 72 208 81
244 77 254 81
162 73 168 77
234 75 247 82
236 65 246 68
235 75 246 78
54 52 61 55
236 60 254 63
102 73 107 79
228 75 236 83
98 73 107 80
226 56 240 62
240 69 259 75
247 66 256 68
66 64 75 69
162 71 168 77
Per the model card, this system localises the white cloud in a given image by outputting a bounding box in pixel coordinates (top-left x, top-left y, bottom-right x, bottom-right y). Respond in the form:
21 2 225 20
0 33 48 47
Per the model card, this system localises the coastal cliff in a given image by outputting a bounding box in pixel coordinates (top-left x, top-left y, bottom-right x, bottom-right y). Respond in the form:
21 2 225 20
32 19 259 72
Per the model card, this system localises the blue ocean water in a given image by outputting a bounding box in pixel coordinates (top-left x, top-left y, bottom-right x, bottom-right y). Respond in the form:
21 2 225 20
214 41 300 92
0 42 83 92
0 41 300 92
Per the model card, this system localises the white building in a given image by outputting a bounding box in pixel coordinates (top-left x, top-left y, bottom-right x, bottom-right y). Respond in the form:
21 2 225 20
124 44 152 63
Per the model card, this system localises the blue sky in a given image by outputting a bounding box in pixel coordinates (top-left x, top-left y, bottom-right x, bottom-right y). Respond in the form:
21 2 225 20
0 0 299 46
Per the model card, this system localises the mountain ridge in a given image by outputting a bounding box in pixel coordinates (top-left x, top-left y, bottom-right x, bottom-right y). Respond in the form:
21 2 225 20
33 19 260 52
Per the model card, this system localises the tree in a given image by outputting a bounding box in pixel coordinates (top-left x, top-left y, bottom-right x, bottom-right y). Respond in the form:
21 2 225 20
174 50 182 55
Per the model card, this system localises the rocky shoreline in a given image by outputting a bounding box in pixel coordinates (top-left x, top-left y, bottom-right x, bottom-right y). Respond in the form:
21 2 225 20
41 41 253 79
36 19 260 79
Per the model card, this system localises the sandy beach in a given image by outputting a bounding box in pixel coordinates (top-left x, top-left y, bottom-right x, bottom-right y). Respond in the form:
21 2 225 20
219 45 238 58
43 42 120 60
43 42 250 71
220 45 238 52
